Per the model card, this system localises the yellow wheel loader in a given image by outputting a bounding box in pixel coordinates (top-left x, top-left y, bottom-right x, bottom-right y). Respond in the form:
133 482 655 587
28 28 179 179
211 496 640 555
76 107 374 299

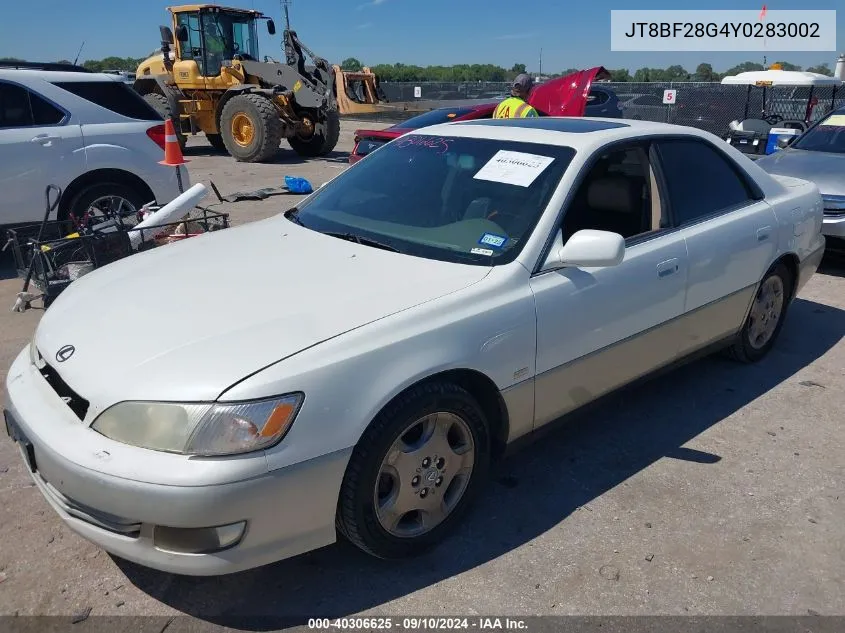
135 4 344 162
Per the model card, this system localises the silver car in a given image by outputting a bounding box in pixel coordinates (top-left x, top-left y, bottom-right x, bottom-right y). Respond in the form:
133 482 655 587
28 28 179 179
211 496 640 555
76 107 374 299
756 107 845 243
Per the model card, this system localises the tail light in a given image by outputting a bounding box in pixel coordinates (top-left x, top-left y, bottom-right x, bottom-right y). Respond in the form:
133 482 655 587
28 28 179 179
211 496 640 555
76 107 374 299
146 124 166 151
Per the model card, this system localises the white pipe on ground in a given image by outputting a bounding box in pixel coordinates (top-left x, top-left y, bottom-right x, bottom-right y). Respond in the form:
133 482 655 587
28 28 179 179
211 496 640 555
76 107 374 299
129 183 208 250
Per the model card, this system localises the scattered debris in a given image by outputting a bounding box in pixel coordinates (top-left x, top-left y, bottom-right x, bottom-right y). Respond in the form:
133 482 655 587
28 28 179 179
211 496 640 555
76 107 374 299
613 549 619 554
61 588 67 594
48 536 54 544
794 452 800 456
767 431 776 436
72 607 92 624
613 516 619 521
691 574 698 579
116 601 125 608
599 565 620 581
808 609 820 616
0 466 8 474
645 522 652 528
707 576 715 581
535 583 540 589
104 591 109 596
0 572 7 584
645 554 654 562
113 584 124 591
808 518 818 524
799 380 826 389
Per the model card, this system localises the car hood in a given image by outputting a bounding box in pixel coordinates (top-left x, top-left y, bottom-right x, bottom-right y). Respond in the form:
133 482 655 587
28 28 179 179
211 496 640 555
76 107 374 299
529 67 612 117
33 216 490 407
756 148 845 196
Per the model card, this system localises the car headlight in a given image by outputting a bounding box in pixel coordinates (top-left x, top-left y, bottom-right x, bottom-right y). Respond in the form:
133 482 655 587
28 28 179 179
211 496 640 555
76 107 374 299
91 394 304 456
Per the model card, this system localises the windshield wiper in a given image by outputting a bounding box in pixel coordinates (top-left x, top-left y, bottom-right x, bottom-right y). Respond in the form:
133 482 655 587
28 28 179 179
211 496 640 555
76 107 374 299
285 208 305 226
323 231 400 253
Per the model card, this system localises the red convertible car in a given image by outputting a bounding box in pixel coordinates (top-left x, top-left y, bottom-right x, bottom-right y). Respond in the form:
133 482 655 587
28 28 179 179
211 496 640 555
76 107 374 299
349 67 613 164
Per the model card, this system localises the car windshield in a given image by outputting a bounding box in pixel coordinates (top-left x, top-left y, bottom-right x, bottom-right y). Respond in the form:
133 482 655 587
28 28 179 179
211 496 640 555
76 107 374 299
792 112 845 154
291 134 576 266
394 107 481 130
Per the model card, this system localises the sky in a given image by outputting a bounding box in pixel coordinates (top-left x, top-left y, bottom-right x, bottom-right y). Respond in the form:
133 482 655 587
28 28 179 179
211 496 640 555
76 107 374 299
2 0 843 73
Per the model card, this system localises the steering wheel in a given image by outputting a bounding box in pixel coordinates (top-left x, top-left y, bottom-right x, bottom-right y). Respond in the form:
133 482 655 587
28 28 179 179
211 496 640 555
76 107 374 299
764 114 784 125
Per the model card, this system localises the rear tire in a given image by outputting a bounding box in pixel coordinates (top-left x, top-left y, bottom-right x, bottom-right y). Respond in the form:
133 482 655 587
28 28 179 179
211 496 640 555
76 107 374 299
143 93 185 149
289 109 341 157
66 182 148 227
727 262 793 363
219 94 283 163
206 133 227 152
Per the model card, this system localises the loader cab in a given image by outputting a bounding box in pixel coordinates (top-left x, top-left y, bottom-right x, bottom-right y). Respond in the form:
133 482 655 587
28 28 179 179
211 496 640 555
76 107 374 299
169 5 267 85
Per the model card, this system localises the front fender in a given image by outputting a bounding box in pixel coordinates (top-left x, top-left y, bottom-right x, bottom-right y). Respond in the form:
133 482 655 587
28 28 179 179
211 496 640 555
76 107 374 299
220 267 537 471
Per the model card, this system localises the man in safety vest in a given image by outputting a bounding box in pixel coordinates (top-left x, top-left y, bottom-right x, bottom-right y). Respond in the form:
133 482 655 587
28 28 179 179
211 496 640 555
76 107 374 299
493 74 539 119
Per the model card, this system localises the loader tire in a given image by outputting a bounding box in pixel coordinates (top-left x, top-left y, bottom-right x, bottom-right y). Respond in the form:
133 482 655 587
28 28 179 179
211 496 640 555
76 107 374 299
220 94 283 163
289 109 341 157
143 93 185 149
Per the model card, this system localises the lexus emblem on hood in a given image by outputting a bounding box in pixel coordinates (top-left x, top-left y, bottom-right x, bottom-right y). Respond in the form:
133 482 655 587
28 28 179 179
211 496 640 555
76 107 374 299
55 345 75 363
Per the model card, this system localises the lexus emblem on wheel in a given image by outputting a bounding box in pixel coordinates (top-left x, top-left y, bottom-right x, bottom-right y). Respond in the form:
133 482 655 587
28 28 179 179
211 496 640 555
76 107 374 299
55 345 75 363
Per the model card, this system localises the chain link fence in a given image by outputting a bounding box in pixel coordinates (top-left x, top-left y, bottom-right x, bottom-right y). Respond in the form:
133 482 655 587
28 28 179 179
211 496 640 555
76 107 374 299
379 81 845 135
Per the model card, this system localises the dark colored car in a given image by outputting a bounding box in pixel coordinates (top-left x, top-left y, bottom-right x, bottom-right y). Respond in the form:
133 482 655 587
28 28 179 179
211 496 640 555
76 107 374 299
350 103 495 164
350 67 614 163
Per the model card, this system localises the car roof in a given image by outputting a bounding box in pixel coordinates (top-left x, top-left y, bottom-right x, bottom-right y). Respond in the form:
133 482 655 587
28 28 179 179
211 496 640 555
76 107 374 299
0 69 124 83
412 116 712 150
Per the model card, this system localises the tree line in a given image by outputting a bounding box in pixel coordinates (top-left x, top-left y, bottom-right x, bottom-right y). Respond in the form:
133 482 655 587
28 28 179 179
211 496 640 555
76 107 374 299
3 55 835 82
342 58 835 82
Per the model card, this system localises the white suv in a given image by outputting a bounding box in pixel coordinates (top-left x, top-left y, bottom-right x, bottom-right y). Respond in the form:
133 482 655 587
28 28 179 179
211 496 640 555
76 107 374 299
0 62 188 227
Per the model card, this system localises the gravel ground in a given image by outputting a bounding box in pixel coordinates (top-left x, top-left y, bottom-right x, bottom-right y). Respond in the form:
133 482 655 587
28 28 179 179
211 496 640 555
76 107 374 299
0 121 843 627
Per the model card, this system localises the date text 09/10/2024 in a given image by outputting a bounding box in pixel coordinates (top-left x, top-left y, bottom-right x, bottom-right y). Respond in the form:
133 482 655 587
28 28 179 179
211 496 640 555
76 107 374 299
308 617 529 630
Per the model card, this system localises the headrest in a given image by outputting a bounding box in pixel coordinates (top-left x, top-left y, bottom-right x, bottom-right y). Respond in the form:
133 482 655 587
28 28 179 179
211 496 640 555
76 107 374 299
587 175 641 215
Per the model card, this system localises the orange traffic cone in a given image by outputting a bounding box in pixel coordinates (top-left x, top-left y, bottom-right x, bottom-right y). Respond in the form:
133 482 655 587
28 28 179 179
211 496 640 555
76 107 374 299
159 119 188 166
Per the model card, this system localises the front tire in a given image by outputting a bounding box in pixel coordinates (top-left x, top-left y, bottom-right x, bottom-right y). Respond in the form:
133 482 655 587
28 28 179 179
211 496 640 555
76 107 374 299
336 382 491 559
219 93 283 162
728 262 793 363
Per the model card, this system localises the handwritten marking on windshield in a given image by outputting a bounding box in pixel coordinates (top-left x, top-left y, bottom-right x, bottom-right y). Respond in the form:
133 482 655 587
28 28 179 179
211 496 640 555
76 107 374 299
395 136 453 154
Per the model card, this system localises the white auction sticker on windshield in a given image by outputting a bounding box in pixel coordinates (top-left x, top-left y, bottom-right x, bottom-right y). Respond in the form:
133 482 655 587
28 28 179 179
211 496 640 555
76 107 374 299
473 150 555 187
821 114 845 127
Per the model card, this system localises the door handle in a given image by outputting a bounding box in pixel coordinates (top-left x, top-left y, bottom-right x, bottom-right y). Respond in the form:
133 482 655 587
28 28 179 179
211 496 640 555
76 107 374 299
756 226 772 242
657 258 679 278
30 134 60 145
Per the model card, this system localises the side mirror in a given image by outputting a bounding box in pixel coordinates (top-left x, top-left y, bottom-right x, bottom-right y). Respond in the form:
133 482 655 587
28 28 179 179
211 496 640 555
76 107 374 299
542 229 625 271
159 26 174 46
267 19 276 35
777 136 795 149
176 24 189 42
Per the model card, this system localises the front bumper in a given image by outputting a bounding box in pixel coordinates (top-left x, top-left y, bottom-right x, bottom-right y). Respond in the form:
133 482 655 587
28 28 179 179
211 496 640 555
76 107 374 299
3 347 350 576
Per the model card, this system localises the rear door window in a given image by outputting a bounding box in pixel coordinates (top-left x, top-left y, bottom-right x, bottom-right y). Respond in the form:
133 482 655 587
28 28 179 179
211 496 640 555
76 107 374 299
0 81 65 127
655 139 755 225
52 81 162 121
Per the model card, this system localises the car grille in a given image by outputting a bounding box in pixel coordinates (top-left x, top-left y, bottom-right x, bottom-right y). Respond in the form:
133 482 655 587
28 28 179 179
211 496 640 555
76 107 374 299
823 195 845 217
39 476 141 537
33 347 89 421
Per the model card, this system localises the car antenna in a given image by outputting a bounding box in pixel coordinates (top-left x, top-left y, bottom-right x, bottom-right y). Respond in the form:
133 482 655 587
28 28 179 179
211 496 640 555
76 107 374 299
72 40 85 66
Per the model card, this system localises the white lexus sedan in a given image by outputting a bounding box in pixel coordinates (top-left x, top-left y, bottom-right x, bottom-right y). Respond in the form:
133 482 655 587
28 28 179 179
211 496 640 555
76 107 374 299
3 118 825 576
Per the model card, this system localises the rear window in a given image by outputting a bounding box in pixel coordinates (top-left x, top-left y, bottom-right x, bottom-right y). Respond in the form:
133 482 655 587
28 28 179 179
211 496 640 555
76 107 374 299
51 81 162 121
399 106 481 129
355 137 388 156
